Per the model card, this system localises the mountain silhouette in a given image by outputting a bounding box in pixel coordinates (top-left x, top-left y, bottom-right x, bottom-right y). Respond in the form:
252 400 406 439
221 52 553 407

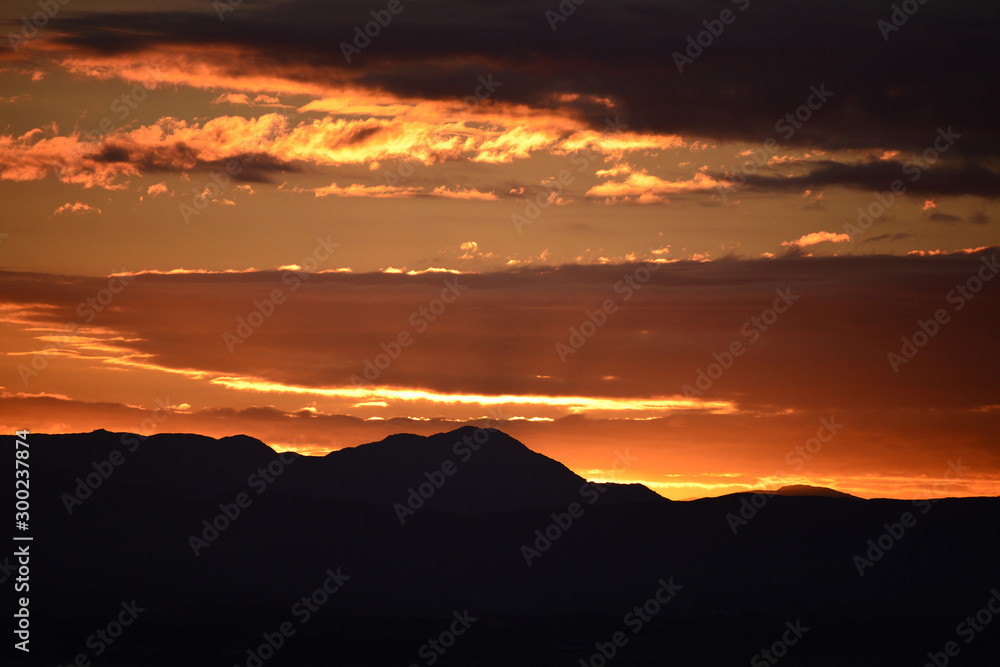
27 426 658 512
287 425 660 512
772 483 860 499
6 428 999 666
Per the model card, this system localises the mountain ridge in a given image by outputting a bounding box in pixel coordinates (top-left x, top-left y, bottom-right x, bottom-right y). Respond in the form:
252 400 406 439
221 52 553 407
3 428 998 665
27 426 662 513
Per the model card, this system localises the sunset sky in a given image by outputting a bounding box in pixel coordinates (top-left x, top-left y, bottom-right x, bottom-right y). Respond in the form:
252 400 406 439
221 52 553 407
1 0 998 500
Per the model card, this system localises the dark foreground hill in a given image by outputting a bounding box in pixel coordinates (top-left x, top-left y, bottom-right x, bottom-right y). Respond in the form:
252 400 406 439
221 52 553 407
4 428 998 666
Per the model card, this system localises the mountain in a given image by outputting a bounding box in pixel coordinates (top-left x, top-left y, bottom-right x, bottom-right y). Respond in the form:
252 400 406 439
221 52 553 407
27 428 279 497
772 483 860 499
288 425 662 511
5 428 999 666
27 426 659 513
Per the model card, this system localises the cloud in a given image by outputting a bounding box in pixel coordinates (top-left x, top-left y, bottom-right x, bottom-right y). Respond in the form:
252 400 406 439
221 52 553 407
5 1 993 198
53 202 101 215
587 170 721 203
780 231 850 248
147 182 168 196
595 163 632 178
860 232 915 245
458 241 495 261
4 250 1000 415
211 93 252 105
18 0 993 166
427 185 497 200
211 92 290 108
727 159 1000 199
310 183 422 198
459 241 479 259
306 182 497 200
0 106 681 191
4 252 1000 500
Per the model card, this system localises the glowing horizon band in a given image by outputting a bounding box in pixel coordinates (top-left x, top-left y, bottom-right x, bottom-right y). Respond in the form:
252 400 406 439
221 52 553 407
210 376 737 413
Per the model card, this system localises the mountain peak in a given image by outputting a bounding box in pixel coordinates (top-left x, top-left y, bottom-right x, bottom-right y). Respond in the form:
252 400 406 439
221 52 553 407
773 484 860 499
298 427 657 513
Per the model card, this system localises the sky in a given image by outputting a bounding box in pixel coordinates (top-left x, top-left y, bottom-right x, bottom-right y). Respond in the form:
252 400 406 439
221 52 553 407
1 0 998 500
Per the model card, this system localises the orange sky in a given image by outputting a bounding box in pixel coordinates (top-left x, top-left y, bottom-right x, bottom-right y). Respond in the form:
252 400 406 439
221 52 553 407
1 0 998 500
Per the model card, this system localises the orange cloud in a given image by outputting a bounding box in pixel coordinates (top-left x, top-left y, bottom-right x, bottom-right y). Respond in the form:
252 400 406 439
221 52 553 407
587 170 720 203
428 186 497 200
2 43 697 190
211 92 288 108
60 47 340 99
0 127 137 188
50 48 688 169
306 183 496 200
147 182 168 197
781 231 850 248
210 93 252 105
53 201 100 215
311 183 422 198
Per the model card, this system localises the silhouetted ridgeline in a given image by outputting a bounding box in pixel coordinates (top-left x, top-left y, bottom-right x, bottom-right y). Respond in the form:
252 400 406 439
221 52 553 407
4 428 998 666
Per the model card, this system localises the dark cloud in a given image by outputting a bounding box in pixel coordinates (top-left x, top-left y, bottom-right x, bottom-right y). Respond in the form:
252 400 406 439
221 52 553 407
930 211 962 223
3 251 999 413
729 159 1000 199
35 0 999 162
87 140 298 181
860 232 915 245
